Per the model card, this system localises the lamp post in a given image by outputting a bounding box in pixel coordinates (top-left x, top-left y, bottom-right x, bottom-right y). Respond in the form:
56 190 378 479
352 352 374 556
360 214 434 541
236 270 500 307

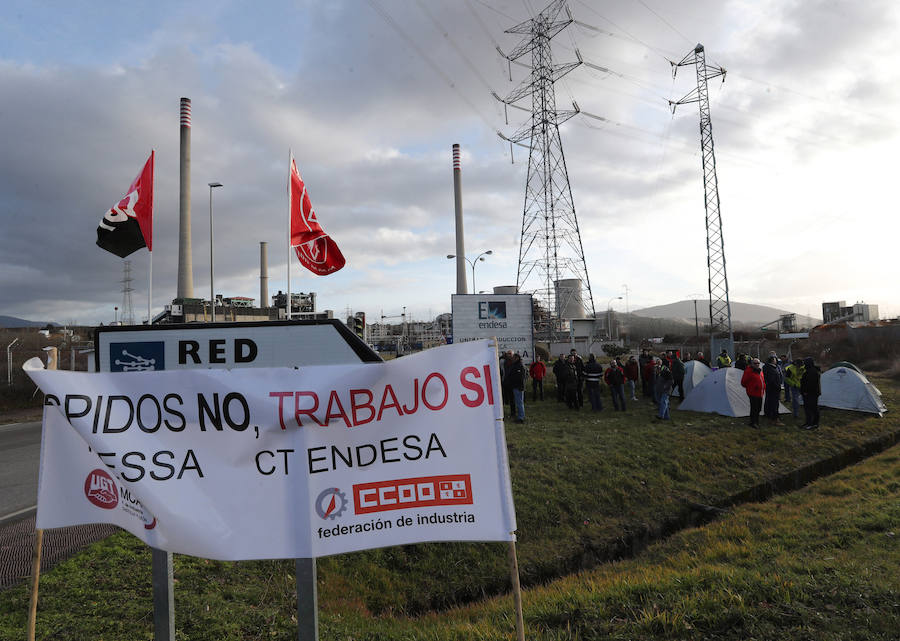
446 250 492 293
208 182 223 322
607 296 623 340
687 294 703 339
114 306 118 325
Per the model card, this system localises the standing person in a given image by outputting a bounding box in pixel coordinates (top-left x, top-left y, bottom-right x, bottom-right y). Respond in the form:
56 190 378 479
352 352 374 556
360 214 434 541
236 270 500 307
583 354 604 411
644 355 658 405
638 349 651 397
500 350 513 409
778 354 791 401
741 357 765 429
734 353 748 370
529 356 546 402
654 358 673 420
605 359 627 411
696 351 709 367
563 354 581 410
716 349 732 369
624 355 640 401
762 356 783 424
800 356 821 430
552 354 566 403
507 353 527 423
785 358 805 420
671 352 686 401
569 349 585 407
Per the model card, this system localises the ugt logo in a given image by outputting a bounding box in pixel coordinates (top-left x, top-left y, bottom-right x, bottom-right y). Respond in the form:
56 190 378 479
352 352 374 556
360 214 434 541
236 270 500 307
478 301 507 319
84 469 118 509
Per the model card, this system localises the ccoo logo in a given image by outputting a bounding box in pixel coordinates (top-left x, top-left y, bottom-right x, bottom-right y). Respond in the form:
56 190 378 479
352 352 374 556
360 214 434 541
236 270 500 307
84 468 118 509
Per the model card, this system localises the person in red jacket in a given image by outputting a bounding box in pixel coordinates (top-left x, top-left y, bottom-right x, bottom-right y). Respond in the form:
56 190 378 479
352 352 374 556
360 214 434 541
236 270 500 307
740 357 765 429
529 356 547 402
624 355 640 401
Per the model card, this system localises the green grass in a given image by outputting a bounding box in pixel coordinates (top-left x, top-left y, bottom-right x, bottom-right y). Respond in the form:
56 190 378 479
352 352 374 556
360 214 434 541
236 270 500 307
0 378 897 639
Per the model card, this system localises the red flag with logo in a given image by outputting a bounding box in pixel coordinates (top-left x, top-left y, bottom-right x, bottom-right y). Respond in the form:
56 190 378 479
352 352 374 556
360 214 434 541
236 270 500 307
289 155 345 275
96 151 154 258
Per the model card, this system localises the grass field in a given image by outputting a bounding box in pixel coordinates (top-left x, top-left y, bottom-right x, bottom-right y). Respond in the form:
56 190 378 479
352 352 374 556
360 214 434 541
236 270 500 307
0 377 896 639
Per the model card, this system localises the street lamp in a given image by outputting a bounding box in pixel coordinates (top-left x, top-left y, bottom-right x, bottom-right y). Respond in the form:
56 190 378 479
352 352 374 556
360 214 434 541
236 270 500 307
607 296 623 339
208 182 223 323
446 250 492 293
114 306 118 325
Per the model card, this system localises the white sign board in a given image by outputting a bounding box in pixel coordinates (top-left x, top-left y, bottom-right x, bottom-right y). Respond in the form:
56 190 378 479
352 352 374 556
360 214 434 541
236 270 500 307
27 339 516 560
451 294 534 365
95 320 379 372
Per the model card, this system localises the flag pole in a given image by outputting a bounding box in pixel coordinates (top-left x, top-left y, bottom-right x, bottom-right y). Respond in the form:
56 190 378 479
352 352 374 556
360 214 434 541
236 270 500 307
148 150 155 325
287 150 292 321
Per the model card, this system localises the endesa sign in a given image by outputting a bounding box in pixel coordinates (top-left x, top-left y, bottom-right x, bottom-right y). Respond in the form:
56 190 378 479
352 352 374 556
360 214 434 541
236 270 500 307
29 339 517 560
451 294 534 365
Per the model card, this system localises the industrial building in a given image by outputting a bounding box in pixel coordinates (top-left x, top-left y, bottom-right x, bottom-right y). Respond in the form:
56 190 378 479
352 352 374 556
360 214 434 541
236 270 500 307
155 290 333 324
822 301 879 324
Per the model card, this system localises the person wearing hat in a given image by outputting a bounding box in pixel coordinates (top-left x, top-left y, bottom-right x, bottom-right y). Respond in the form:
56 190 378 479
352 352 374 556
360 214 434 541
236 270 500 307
800 356 821 429
716 349 732 369
740 357 765 428
762 355 783 424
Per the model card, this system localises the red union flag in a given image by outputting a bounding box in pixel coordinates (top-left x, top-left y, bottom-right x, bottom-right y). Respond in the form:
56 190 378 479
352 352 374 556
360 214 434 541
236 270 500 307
96 151 154 258
289 155 345 275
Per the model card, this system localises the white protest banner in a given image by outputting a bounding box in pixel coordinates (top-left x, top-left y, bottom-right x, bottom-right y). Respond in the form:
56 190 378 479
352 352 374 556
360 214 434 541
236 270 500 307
27 339 516 560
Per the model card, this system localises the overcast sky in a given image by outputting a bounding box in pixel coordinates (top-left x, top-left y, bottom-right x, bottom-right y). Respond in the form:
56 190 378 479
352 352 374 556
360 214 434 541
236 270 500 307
1 0 897 327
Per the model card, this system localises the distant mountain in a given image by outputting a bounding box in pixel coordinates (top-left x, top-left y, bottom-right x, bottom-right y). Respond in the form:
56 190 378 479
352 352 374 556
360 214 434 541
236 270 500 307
632 300 821 329
0 315 55 328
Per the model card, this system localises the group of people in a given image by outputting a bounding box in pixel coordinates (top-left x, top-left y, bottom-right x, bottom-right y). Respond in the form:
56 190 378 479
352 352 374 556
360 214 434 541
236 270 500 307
499 346 823 430
735 350 821 430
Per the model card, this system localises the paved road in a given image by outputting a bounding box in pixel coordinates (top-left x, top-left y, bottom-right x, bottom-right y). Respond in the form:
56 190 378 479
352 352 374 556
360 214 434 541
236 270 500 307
0 420 40 520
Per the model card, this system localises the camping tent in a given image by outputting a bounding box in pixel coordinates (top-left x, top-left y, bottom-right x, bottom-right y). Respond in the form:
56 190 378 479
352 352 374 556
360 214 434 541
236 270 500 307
819 367 887 416
672 360 712 398
828 361 862 374
676 367 789 417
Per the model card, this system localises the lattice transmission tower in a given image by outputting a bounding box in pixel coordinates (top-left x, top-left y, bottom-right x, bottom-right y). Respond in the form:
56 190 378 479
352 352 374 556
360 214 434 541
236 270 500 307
670 44 734 357
120 259 135 326
494 0 595 338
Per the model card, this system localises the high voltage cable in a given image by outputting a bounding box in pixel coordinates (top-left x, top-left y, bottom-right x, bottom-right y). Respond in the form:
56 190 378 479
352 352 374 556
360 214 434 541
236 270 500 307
365 0 500 136
414 0 497 96
632 0 694 47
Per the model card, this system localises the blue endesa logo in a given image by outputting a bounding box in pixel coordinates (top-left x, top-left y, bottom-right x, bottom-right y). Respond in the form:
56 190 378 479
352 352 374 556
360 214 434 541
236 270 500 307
110 341 165 372
477 301 508 329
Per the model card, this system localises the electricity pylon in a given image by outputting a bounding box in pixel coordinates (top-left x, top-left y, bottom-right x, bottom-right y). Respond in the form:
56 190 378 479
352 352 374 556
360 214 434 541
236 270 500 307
494 0 595 339
120 260 135 326
670 43 734 358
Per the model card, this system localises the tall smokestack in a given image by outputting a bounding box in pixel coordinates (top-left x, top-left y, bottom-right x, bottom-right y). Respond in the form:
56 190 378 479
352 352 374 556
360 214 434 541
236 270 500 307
452 144 468 295
177 97 194 299
259 241 269 308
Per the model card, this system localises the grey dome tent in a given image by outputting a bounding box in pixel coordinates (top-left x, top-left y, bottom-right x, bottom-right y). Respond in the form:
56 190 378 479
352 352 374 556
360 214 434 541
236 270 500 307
672 360 712 398
819 366 886 416
676 367 788 417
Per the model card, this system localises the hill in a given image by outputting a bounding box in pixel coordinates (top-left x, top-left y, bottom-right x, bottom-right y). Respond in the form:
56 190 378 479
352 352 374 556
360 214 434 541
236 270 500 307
0 315 54 328
632 300 821 329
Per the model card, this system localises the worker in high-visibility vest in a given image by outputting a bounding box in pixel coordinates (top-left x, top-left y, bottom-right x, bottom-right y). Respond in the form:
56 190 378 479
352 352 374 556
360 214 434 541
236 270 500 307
716 349 732 368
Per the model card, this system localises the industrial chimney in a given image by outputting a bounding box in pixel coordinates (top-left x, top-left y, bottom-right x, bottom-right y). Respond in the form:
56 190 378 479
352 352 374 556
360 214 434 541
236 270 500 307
260 241 269 308
452 144 467 295
177 97 194 299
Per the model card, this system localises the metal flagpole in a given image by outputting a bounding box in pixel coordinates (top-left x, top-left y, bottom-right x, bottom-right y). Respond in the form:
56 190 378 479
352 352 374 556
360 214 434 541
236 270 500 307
287 150 292 321
148 149 155 325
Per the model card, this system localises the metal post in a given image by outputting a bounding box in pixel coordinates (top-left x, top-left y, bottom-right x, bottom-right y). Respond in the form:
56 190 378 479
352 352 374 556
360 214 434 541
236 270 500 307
6 338 18 385
151 548 175 641
296 558 318 641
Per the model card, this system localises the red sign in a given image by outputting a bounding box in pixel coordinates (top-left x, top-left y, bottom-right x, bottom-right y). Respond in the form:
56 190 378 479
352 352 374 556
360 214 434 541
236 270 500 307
353 474 472 515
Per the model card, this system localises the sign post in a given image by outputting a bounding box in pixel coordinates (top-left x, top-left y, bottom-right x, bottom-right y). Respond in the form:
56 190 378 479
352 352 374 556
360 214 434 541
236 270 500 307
93 319 380 641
